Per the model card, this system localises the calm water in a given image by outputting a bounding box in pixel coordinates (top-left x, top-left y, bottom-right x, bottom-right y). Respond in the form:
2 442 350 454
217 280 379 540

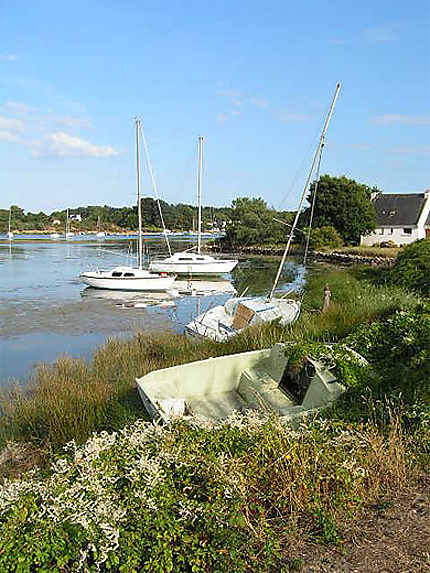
0 238 303 385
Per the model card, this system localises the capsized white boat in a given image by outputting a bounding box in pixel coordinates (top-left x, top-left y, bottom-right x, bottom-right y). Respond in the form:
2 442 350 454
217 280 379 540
185 82 341 342
79 119 176 292
149 136 238 276
185 296 301 342
136 343 347 424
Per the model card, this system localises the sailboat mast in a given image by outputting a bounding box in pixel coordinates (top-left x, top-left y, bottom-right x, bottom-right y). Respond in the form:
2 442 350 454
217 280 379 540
8 208 11 234
268 82 341 300
136 118 143 271
197 136 203 254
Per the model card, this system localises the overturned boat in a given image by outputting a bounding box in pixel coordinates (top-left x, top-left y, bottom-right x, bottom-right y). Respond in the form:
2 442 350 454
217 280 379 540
185 296 301 342
136 343 347 425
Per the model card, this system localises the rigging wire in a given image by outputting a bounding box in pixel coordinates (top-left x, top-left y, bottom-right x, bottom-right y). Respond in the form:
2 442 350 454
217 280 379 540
302 143 324 267
139 123 172 257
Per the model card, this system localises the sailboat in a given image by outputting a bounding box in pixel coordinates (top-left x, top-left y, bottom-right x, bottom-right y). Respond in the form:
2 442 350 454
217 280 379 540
80 119 177 292
65 209 75 239
96 216 107 238
186 82 341 342
149 136 238 276
7 207 13 240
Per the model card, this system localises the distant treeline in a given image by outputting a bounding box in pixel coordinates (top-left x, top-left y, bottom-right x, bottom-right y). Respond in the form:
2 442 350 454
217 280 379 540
0 199 234 232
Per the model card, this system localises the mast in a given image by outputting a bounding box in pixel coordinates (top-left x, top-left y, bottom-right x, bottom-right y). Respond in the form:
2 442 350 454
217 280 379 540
268 82 341 300
8 208 11 234
136 118 143 270
66 208 69 235
197 136 203 254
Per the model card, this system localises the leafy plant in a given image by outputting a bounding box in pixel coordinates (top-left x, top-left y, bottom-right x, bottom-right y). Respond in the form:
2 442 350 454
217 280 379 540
390 238 430 296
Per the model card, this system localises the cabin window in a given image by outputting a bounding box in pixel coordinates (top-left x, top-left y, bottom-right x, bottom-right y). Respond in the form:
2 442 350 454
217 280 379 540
197 257 205 261
279 359 315 404
179 257 192 261
389 228 394 235
123 272 134 277
403 228 412 235
112 272 122 277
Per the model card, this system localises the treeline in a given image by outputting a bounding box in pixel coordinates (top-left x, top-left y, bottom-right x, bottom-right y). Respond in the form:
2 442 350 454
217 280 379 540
0 199 234 233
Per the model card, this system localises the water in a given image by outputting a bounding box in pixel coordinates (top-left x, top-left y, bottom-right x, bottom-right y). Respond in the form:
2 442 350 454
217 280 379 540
0 238 303 385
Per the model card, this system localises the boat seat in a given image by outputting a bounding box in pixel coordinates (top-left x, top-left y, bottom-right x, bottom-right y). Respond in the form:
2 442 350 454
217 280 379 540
237 367 294 413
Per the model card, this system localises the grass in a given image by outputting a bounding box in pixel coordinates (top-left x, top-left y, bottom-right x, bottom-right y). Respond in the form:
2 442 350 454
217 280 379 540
325 245 400 258
0 265 419 454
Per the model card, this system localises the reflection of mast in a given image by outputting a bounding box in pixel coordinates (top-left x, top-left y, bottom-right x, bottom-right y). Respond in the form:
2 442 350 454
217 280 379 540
268 82 341 300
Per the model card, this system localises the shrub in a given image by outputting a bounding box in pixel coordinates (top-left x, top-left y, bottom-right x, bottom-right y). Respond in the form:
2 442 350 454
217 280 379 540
308 226 343 250
0 414 411 571
390 238 430 296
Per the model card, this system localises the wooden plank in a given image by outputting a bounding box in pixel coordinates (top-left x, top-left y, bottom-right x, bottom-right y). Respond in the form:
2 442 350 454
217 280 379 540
232 303 255 330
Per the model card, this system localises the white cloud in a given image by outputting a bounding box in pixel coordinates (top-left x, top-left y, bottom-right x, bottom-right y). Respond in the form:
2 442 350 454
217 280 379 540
0 54 19 61
0 116 24 131
217 89 243 106
53 116 93 130
0 130 21 142
249 96 268 109
374 114 430 126
34 132 119 158
278 112 308 122
3 101 36 114
390 145 430 154
216 112 229 125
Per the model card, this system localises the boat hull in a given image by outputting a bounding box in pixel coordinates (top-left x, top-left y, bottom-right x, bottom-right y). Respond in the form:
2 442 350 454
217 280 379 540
149 260 238 275
80 273 176 291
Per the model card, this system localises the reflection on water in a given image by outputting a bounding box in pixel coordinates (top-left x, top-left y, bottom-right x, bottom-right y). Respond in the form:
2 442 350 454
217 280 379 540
0 239 304 385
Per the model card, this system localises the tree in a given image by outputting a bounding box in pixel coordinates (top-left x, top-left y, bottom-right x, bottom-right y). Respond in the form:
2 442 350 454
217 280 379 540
390 238 430 296
224 197 292 247
303 175 378 245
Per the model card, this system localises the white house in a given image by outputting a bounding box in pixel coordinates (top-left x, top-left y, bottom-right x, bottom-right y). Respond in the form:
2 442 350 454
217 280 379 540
361 190 430 246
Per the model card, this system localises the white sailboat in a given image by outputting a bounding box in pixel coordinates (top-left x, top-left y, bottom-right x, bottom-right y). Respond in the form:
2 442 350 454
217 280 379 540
186 82 341 342
96 216 107 238
149 136 238 276
80 119 176 292
65 209 75 239
7 207 13 240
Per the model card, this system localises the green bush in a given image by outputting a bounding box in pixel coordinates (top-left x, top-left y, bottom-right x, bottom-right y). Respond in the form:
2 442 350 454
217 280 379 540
0 415 412 571
308 226 344 250
390 238 430 296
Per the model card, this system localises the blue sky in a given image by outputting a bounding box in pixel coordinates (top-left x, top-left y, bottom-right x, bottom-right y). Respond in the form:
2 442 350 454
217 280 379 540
1 0 429 213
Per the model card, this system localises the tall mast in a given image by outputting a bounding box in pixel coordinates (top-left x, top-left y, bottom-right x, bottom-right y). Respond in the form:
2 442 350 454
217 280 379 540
8 208 11 234
268 82 341 300
197 136 203 254
66 208 69 235
136 118 143 270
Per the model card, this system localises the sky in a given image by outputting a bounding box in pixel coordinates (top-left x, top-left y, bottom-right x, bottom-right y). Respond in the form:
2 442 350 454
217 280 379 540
0 0 429 213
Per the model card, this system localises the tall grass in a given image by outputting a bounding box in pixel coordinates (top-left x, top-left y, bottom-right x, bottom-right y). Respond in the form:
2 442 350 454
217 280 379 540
0 265 419 452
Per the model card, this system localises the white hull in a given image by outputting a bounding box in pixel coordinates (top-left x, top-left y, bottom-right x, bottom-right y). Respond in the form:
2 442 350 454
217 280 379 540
7 232 13 240
80 266 176 291
150 252 238 276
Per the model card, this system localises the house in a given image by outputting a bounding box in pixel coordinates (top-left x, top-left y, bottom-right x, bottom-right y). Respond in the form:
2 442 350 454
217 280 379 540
52 219 62 226
70 214 82 222
361 190 430 246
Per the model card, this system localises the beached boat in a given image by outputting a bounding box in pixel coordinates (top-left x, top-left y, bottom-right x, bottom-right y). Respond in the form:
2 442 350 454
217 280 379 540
136 343 346 424
149 136 238 276
185 82 341 341
80 119 176 292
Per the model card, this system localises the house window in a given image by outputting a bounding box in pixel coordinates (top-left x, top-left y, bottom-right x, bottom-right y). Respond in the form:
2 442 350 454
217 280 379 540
403 228 412 235
389 228 393 235
378 228 384 235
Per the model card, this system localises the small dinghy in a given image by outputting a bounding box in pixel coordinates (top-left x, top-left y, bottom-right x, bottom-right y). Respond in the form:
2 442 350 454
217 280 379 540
136 343 347 425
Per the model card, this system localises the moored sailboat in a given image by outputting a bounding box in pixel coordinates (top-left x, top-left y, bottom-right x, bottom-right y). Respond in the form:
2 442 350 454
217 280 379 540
80 119 176 292
149 136 238 276
7 207 13 240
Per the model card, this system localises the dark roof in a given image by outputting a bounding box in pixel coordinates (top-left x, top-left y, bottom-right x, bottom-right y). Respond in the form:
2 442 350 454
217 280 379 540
373 193 426 226
426 211 430 228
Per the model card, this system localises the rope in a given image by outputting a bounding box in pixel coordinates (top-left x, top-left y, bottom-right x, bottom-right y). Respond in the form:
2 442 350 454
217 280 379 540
303 143 324 267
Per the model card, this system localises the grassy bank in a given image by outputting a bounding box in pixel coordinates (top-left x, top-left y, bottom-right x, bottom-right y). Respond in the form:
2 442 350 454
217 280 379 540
0 265 428 571
0 265 418 453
